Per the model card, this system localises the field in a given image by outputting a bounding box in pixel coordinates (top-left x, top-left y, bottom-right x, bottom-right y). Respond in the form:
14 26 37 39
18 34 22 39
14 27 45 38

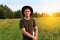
0 17 60 40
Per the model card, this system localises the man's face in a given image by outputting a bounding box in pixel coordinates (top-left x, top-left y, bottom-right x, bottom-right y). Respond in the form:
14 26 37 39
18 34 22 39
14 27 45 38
24 9 31 17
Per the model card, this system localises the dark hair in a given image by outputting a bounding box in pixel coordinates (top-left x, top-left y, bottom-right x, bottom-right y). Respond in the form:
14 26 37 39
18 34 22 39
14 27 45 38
22 6 33 17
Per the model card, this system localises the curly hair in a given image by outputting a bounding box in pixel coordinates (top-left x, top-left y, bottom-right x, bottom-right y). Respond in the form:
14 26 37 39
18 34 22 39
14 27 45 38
22 6 33 17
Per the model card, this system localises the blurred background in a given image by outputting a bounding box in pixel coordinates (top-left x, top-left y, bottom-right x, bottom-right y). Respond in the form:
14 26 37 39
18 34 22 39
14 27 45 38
0 0 60 40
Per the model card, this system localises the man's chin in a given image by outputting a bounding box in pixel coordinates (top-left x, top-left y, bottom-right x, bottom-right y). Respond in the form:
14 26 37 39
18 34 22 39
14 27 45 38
26 15 30 17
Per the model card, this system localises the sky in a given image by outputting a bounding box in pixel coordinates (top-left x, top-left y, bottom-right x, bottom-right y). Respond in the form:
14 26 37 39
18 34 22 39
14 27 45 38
0 0 60 14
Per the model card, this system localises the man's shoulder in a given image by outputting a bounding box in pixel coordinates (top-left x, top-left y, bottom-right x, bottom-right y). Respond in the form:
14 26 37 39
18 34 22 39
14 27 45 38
20 18 24 21
19 18 24 23
31 18 35 21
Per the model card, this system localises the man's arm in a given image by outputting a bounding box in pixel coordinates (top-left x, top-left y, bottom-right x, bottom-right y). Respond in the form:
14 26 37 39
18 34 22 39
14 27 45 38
33 26 38 40
21 28 34 38
35 26 38 37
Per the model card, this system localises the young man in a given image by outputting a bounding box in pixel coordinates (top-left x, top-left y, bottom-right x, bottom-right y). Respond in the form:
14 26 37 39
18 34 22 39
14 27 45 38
20 6 38 40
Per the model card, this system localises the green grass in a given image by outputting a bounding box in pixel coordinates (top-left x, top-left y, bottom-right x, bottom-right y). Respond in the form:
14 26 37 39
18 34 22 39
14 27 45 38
0 17 60 40
35 17 60 40
0 19 22 40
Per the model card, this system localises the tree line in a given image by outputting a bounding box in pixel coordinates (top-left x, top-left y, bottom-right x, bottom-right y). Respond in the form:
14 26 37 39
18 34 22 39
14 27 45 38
0 4 22 19
0 4 60 19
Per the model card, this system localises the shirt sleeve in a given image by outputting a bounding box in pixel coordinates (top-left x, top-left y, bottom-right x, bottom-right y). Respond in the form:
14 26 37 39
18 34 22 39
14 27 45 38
19 19 25 29
33 19 36 27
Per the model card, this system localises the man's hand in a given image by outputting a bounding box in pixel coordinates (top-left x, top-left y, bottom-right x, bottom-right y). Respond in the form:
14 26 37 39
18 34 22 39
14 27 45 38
33 26 38 40
33 36 38 40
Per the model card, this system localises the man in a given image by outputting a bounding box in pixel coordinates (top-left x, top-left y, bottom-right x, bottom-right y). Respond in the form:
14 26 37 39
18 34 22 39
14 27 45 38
20 6 38 40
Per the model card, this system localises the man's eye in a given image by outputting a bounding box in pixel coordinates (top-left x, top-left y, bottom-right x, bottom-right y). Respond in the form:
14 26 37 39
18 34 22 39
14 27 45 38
25 11 29 12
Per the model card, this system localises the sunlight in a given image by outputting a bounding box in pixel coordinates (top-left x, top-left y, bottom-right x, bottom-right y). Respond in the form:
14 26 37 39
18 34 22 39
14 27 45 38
50 13 53 16
42 17 57 29
48 13 53 17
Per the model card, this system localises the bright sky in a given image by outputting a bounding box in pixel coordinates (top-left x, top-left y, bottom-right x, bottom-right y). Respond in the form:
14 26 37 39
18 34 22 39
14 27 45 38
0 0 60 14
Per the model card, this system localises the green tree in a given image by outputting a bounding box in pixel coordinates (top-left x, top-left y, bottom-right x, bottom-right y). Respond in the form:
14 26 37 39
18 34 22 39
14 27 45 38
14 10 22 18
0 4 14 19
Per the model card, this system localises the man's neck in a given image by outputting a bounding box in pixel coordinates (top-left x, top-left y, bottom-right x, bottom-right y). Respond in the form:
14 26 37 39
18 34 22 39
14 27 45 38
24 16 30 20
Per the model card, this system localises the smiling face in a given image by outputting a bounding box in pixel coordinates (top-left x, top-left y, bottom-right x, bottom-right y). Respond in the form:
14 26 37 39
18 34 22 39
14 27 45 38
24 9 31 17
